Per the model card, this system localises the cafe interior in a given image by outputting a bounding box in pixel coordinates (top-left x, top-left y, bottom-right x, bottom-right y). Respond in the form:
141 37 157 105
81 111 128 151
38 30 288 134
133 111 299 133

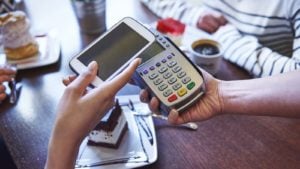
0 0 299 169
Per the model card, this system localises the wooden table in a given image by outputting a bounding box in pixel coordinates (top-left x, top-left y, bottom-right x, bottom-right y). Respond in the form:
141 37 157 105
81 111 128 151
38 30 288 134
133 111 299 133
0 0 300 169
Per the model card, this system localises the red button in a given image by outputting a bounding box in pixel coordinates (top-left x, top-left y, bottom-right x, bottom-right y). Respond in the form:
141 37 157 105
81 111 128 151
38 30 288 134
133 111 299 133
168 94 177 102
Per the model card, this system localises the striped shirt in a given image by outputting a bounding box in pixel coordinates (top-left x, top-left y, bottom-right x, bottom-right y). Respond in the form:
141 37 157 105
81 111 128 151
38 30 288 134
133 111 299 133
140 0 300 77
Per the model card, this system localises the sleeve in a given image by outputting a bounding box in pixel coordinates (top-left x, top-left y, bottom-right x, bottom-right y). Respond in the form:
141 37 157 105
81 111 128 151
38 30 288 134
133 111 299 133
139 0 204 26
290 1 300 65
213 23 300 77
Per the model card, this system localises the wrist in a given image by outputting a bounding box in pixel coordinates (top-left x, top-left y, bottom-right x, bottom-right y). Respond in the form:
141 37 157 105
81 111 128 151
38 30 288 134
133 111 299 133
217 80 226 115
45 134 81 169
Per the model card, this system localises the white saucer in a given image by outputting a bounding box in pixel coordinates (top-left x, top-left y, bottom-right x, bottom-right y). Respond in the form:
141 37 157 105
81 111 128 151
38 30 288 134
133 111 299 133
0 34 60 70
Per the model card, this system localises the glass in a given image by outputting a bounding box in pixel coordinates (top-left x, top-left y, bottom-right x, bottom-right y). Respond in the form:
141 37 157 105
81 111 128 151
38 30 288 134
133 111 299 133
72 0 106 35
0 0 23 14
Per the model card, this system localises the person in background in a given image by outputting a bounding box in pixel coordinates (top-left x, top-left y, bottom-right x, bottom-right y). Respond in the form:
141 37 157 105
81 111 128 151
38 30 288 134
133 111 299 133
0 65 16 102
45 57 299 169
140 0 300 77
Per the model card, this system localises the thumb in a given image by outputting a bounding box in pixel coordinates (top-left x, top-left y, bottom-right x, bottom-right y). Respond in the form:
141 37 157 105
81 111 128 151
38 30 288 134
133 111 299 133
168 109 182 124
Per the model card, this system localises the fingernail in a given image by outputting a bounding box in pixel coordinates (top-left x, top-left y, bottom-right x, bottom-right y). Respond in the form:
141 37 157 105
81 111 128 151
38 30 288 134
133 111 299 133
88 61 97 71
168 109 178 124
136 58 142 64
141 96 146 102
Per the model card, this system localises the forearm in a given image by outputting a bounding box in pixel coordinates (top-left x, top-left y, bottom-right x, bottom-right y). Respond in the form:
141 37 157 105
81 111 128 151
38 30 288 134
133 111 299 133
220 71 300 118
213 25 300 77
45 138 80 169
139 0 204 26
45 124 81 169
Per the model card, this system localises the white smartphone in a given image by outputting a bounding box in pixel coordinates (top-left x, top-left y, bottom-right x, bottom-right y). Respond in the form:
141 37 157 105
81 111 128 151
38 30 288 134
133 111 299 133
69 17 155 86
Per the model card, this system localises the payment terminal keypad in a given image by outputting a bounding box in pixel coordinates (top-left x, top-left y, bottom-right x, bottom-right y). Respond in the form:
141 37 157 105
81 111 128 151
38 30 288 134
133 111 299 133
141 53 197 103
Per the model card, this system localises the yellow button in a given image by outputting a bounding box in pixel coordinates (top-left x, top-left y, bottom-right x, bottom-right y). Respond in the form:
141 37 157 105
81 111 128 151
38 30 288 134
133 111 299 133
177 88 187 97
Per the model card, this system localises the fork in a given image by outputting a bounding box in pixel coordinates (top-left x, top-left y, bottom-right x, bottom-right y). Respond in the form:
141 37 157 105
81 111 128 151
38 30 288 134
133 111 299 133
128 100 198 131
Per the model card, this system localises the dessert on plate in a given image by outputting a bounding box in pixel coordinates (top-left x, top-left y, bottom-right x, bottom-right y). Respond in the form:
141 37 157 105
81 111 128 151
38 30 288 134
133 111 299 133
88 100 128 148
0 10 39 60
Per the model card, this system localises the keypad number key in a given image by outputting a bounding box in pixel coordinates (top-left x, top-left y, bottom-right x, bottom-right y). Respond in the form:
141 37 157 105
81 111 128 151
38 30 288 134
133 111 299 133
153 78 163 85
182 76 191 84
158 83 168 91
163 71 172 79
172 65 182 73
172 82 182 91
163 89 173 97
168 77 177 84
177 71 186 78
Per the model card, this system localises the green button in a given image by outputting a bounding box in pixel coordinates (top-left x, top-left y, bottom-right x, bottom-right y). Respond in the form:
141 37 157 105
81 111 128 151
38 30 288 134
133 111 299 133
187 82 195 90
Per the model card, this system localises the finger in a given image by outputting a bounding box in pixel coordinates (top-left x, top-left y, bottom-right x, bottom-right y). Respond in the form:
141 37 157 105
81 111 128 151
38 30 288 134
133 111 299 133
0 66 17 76
217 15 227 25
0 75 12 83
128 79 136 85
105 58 141 95
67 61 98 96
197 21 216 33
168 109 182 124
0 85 6 93
62 75 77 86
0 93 6 101
149 97 160 113
203 15 220 29
139 89 150 103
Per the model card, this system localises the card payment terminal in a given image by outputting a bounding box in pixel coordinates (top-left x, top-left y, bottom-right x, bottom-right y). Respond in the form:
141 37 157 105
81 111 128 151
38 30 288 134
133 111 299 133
133 29 205 115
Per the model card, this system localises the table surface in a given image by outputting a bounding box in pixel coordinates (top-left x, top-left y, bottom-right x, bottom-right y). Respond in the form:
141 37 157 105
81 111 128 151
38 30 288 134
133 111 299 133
0 0 300 169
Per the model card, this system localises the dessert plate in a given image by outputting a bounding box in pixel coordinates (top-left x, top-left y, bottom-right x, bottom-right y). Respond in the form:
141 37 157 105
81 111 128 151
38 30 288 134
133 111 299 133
0 33 60 70
75 95 158 169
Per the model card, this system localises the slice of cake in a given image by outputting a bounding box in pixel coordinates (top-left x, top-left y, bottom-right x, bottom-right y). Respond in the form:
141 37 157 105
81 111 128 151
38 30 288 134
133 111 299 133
88 99 128 148
0 11 39 60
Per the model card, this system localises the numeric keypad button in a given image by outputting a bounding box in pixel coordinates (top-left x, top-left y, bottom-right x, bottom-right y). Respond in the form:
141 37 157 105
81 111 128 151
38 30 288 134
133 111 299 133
158 83 168 91
163 89 173 97
163 71 172 79
177 71 186 78
172 82 182 91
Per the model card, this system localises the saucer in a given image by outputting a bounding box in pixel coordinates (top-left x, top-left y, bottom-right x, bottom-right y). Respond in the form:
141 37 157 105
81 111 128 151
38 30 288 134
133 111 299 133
0 34 60 70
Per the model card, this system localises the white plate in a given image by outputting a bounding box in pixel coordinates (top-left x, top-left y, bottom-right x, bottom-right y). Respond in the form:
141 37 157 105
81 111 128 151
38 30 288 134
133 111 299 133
0 34 60 70
75 95 158 169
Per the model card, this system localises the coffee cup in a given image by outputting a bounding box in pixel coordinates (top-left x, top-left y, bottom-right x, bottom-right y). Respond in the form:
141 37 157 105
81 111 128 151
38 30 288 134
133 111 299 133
188 39 222 75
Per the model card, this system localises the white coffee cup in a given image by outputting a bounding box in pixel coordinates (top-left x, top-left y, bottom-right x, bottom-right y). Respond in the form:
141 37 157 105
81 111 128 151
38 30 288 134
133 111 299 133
188 39 222 75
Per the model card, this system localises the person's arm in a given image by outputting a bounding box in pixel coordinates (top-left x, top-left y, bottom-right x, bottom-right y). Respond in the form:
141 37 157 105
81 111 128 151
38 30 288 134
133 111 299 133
220 70 300 118
140 0 204 26
140 0 226 33
45 59 141 169
213 21 300 77
141 70 300 125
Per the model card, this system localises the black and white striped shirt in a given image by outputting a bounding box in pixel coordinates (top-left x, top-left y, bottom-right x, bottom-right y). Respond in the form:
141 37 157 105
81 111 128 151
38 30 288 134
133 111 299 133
140 0 300 77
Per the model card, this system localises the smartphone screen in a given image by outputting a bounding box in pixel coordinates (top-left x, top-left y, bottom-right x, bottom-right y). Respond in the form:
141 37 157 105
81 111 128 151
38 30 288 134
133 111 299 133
78 22 149 80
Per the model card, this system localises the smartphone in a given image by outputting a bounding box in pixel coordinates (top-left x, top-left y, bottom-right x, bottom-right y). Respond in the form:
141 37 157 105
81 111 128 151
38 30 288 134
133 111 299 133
69 17 155 86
